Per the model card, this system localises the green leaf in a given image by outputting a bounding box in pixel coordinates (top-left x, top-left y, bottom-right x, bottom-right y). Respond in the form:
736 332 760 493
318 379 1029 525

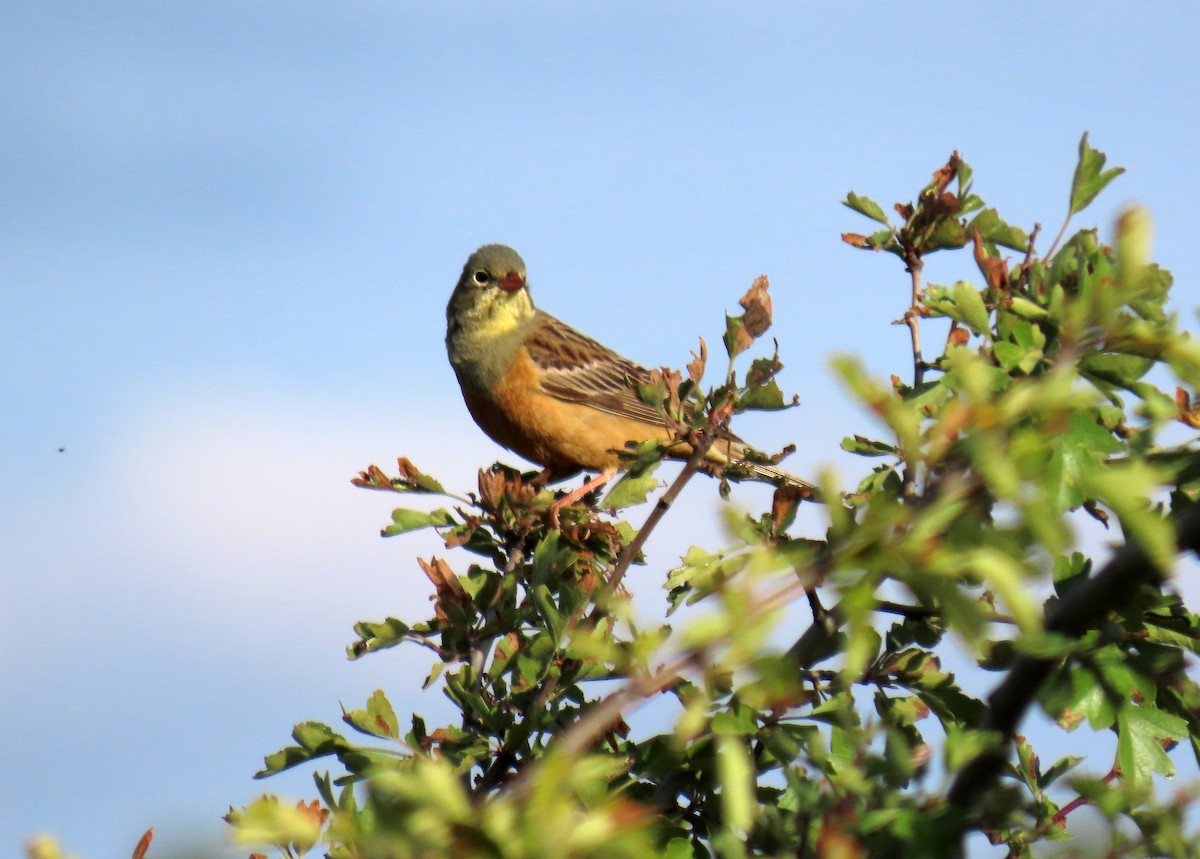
716 732 756 833
993 341 1028 373
1080 353 1156 389
228 795 324 852
1144 616 1200 656
840 435 897 457
1081 462 1175 573
1069 132 1125 217
348 616 411 659
662 839 698 859
343 689 400 740
531 583 565 642
1116 702 1188 791
953 280 991 337
603 461 661 509
965 548 1039 632
1039 754 1083 789
1010 320 1046 351
1006 296 1049 320
635 376 668 410
844 191 890 225
738 377 788 410
1047 412 1124 511
723 313 748 358
256 721 348 777
382 507 455 537
927 217 970 252
956 159 974 189
1116 205 1154 289
944 725 1005 774
969 208 1030 251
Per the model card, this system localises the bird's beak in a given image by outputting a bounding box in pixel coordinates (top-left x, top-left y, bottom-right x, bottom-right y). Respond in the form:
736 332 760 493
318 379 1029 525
498 271 525 294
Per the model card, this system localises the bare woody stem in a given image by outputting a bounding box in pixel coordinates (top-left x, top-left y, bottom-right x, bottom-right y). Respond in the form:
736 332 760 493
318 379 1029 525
902 249 925 501
470 534 526 691
509 559 813 802
505 652 705 802
598 415 723 601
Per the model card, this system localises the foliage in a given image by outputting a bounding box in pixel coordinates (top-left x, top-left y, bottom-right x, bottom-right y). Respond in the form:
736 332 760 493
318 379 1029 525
227 136 1200 858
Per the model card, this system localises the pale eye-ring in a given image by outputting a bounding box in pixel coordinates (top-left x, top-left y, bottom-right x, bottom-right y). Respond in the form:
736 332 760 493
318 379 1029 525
472 270 491 286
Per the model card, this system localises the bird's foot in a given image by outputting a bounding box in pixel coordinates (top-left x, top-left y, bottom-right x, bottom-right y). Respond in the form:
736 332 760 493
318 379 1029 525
546 469 617 529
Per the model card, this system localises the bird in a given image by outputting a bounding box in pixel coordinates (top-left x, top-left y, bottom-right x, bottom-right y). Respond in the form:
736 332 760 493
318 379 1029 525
445 243 813 520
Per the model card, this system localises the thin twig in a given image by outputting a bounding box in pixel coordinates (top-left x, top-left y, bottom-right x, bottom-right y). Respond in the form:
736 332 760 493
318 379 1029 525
471 534 526 692
902 249 925 502
597 415 723 604
1019 223 1041 280
507 542 816 801
1043 212 1072 261
506 652 704 801
1048 764 1119 828
875 599 1015 625
905 250 926 389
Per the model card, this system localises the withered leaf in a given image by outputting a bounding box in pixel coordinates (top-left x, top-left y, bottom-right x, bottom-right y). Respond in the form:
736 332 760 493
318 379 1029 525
296 799 329 826
132 829 154 859
771 484 807 533
738 275 773 339
1174 387 1200 429
687 338 708 382
972 226 1009 295
930 152 960 196
1083 499 1110 529
395 456 445 493
352 463 390 489
418 556 469 623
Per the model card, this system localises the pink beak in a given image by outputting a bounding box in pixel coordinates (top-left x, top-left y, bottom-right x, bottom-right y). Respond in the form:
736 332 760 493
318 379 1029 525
498 271 525 294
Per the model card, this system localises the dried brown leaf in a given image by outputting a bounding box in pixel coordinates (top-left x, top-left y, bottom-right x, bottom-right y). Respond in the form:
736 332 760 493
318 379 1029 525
687 338 708 382
1175 388 1200 428
132 829 153 859
1083 499 1110 529
738 275 773 339
771 484 806 532
972 226 1009 294
418 556 468 623
930 152 960 196
352 463 390 489
296 799 329 827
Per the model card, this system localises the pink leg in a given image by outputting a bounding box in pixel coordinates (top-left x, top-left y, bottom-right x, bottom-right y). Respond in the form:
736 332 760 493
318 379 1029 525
548 469 617 527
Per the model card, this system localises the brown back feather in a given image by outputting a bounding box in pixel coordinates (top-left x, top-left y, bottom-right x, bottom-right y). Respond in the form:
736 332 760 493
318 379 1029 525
524 311 666 426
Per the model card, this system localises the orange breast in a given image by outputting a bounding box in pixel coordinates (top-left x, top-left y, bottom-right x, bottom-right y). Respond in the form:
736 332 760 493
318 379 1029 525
460 345 677 474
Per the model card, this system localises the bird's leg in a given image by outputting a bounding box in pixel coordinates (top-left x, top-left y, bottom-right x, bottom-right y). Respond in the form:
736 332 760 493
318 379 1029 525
548 469 617 528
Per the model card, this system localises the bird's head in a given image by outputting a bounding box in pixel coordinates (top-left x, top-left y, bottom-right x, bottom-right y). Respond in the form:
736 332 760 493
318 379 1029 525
448 244 534 335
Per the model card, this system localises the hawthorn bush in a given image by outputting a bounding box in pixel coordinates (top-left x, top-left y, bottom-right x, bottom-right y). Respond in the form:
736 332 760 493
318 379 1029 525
227 136 1200 858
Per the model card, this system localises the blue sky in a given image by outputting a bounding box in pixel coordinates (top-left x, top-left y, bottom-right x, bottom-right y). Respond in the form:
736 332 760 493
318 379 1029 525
3 2 1199 856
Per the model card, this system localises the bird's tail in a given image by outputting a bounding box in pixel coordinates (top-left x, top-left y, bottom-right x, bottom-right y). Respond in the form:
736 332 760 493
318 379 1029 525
709 437 819 498
744 461 817 493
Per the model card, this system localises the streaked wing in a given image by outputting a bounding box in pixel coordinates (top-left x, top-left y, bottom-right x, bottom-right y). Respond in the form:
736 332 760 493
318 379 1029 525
524 312 808 485
525 311 665 426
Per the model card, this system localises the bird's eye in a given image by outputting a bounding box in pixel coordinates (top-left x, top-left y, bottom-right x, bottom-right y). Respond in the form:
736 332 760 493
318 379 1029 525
472 270 491 286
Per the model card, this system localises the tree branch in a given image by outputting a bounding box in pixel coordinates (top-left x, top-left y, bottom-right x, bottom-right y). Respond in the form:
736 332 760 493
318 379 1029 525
902 250 925 502
947 504 1200 821
594 412 724 609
